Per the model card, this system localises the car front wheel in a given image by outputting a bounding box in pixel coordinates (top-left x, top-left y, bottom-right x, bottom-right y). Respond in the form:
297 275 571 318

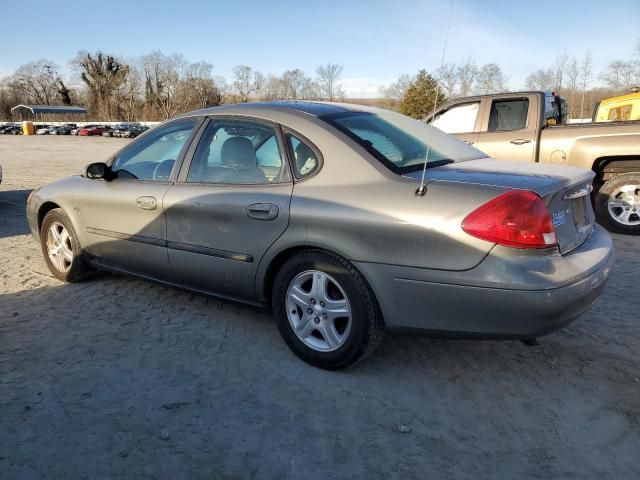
272 250 384 369
595 172 640 234
40 208 93 282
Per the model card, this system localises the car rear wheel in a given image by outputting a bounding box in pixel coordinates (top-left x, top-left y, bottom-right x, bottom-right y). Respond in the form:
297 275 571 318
40 208 93 282
272 250 384 369
595 173 640 234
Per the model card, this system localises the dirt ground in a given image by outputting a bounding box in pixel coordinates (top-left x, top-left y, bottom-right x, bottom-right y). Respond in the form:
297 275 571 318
1 135 639 480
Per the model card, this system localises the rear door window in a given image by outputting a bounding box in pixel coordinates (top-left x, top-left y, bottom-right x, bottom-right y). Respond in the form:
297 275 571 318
187 119 288 184
488 99 529 132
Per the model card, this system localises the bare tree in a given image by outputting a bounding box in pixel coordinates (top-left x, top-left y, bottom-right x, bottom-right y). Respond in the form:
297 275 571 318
186 61 226 108
435 63 457 98
554 51 570 92
456 58 478 97
316 63 344 101
73 51 130 119
7 60 61 105
475 63 507 94
566 56 580 116
579 50 593 119
634 40 640 82
600 60 636 93
141 51 192 119
525 68 556 91
232 65 258 102
380 74 414 100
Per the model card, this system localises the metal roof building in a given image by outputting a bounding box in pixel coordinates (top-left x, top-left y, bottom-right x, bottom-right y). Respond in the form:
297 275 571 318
10 105 88 119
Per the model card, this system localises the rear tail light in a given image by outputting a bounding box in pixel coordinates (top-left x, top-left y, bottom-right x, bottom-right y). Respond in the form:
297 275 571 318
462 190 557 249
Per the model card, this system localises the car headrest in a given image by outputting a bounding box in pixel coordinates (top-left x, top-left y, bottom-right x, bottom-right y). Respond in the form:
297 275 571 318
295 141 317 172
221 136 257 169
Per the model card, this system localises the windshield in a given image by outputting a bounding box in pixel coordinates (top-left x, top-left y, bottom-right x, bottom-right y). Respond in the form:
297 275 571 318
322 109 486 173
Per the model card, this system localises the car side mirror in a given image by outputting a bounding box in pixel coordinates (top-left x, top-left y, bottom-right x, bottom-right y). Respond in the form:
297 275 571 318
85 162 112 180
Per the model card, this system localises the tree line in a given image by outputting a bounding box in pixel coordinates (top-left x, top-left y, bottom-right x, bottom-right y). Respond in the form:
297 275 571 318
1 42 638 121
0 51 346 121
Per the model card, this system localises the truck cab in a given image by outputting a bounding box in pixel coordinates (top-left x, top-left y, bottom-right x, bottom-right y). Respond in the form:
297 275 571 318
430 91 566 163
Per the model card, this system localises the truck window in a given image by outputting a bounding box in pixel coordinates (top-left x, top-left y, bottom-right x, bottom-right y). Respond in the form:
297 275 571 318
488 99 528 132
430 102 480 134
608 105 632 121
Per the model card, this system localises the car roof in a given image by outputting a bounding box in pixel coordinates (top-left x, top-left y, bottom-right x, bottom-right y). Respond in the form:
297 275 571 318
179 101 368 119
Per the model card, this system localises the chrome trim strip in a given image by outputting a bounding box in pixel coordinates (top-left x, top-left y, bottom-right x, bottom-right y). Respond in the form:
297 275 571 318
563 184 593 200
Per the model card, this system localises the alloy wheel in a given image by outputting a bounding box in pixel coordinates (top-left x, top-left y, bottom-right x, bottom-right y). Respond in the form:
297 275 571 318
607 184 640 226
46 221 73 273
285 270 352 352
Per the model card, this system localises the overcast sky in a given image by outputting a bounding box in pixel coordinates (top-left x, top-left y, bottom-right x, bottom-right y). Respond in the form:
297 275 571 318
1 0 638 97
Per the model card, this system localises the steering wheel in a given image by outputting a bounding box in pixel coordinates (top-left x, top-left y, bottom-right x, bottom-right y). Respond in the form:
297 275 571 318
152 159 175 181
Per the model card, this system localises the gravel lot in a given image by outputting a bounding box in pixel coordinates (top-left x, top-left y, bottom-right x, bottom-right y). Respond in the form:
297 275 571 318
1 135 639 479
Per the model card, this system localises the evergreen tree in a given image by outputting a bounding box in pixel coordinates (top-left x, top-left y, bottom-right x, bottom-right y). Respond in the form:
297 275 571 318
399 70 446 119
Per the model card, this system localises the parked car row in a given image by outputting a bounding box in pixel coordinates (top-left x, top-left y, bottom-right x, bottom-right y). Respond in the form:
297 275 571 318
0 123 152 138
36 124 77 135
73 123 150 138
0 123 23 135
101 123 150 138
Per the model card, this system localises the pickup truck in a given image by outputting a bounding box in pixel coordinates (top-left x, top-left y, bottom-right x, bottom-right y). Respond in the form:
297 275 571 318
428 91 640 234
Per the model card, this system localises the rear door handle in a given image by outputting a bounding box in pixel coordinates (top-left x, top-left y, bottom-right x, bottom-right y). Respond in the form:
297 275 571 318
246 203 279 221
136 196 157 210
510 138 531 145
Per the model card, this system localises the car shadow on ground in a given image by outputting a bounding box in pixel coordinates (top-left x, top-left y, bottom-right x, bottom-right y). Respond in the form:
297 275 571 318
0 189 32 239
1 262 639 478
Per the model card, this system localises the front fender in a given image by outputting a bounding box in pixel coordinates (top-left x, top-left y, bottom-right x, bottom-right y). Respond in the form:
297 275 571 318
26 176 85 245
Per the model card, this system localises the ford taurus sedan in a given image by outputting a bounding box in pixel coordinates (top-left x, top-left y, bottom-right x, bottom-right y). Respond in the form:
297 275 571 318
26 102 613 369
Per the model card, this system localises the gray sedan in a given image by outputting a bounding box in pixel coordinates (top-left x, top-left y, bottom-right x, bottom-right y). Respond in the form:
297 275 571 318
26 102 613 369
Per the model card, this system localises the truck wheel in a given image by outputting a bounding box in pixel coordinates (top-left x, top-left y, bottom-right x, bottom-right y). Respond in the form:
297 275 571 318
272 250 385 369
595 173 640 234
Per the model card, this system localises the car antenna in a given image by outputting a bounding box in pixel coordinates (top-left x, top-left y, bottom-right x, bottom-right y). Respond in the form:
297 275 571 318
416 0 454 197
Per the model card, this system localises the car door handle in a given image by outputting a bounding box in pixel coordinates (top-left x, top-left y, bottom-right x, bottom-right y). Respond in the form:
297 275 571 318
510 138 531 145
464 140 475 145
136 196 157 210
246 203 279 221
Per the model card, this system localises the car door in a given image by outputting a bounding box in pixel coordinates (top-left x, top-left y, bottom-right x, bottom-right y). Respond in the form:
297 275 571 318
163 117 293 301
473 95 539 162
77 117 201 279
428 100 483 146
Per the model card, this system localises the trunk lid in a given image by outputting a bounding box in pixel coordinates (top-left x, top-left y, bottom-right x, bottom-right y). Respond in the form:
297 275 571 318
405 158 595 254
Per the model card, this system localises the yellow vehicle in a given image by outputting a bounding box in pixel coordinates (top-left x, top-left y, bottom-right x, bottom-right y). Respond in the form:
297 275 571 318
593 89 640 122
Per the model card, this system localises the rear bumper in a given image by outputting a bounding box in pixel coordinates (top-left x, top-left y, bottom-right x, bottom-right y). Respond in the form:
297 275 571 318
354 225 613 337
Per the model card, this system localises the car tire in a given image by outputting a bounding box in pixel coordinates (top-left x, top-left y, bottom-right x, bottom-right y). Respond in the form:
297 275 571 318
595 172 640 234
272 249 385 369
40 208 94 282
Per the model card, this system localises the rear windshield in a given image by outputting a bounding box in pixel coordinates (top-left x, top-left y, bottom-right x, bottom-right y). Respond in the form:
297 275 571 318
322 110 485 173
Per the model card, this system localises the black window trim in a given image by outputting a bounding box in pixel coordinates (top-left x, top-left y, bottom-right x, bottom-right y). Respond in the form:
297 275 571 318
176 114 293 186
105 116 205 184
281 126 324 182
